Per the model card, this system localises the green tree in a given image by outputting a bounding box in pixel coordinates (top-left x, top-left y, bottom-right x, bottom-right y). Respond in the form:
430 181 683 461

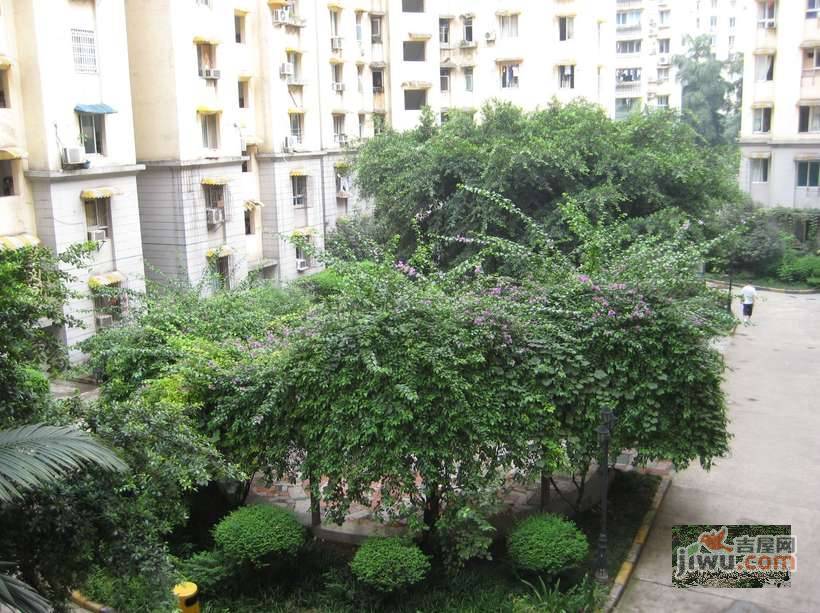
673 34 743 146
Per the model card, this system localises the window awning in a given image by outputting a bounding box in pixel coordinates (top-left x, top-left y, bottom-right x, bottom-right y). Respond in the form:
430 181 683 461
556 11 577 17
0 56 12 69
206 245 235 258
752 48 776 55
795 153 820 161
329 57 344 64
285 47 302 54
800 40 820 49
74 103 117 114
288 108 305 114
328 2 343 9
747 151 772 159
268 0 290 6
235 8 249 16
80 187 122 199
798 98 820 106
0 147 27 160
408 33 432 41
370 61 386 68
196 105 222 115
401 81 432 89
201 177 228 186
557 59 577 66
751 101 773 109
244 199 264 210
289 170 307 176
193 36 221 45
495 10 521 16
495 58 524 64
88 270 126 288
0 233 40 251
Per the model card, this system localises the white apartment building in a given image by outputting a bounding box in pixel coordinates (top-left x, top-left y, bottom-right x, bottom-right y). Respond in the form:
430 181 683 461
126 0 372 289
739 0 820 209
1 0 146 350
688 0 748 60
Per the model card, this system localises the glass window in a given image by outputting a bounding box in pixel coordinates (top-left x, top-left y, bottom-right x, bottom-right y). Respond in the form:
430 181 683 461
372 69 384 92
0 69 9 108
71 28 97 73
440 68 450 91
290 113 304 142
403 41 426 61
559 16 574 41
499 14 519 38
244 209 254 235
371 17 382 42
659 10 670 25
464 66 474 91
201 114 219 149
751 158 769 183
657 95 669 108
809 0 820 19
329 9 340 36
238 81 248 108
0 160 15 196
616 67 641 83
616 40 641 54
78 113 105 155
357 65 364 93
758 1 776 28
439 19 450 44
657 67 670 82
356 13 363 43
402 0 423 12
559 65 575 89
710 16 718 31
617 10 642 27
755 54 774 80
235 14 245 43
292 175 307 206
753 107 772 133
500 63 519 88
404 89 427 110
333 114 346 143
84 197 110 237
358 113 365 138
797 161 820 187
799 105 820 132
658 39 670 53
463 17 473 42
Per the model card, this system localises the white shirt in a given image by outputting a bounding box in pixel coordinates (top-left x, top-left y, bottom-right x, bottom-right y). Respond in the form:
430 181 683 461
741 285 756 305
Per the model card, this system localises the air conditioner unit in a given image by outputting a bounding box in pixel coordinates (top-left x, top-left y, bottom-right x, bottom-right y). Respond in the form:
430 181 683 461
658 54 670 65
333 82 345 92
484 31 496 42
206 207 225 226
280 62 294 76
331 36 344 51
95 314 114 329
87 229 107 242
63 146 86 165
273 8 290 22
283 136 297 152
296 258 309 272
208 68 221 79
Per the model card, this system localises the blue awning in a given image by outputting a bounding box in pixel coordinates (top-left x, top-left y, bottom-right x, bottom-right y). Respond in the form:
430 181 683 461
74 103 117 114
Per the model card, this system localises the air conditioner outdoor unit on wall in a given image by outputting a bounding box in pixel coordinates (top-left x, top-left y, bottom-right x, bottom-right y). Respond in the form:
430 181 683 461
204 68 221 79
87 229 107 242
485 31 496 42
296 258 309 272
284 136 297 152
280 62 294 76
63 146 86 165
206 207 225 226
95 314 114 329
331 36 343 51
333 82 345 92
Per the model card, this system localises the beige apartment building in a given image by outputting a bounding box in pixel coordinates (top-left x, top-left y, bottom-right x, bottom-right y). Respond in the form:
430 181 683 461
0 0 146 352
739 0 820 209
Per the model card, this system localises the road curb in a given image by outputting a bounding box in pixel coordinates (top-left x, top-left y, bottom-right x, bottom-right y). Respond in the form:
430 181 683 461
70 591 115 613
707 279 819 295
604 475 672 613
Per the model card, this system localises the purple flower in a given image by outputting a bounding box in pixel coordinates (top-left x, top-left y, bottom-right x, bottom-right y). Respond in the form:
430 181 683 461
578 274 591 284
474 265 483 275
607 310 617 317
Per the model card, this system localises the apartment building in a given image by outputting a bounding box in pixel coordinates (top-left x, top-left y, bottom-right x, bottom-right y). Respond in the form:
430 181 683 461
688 0 748 60
739 0 820 209
1 0 146 350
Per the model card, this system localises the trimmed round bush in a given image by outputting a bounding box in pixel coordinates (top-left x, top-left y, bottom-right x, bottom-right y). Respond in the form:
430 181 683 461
213 504 304 565
350 538 430 592
507 514 589 575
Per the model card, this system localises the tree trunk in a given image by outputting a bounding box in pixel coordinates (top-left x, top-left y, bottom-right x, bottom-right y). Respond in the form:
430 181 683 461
309 473 321 527
540 471 551 512
727 264 734 314
239 472 255 505
422 485 441 536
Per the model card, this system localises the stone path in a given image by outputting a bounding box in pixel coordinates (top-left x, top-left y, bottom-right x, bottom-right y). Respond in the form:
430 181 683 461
617 291 820 613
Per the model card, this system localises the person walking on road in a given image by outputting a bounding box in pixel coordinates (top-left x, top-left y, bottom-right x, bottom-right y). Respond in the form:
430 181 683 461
740 284 757 326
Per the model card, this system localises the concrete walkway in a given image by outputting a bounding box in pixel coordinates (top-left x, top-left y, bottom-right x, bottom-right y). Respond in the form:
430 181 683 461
617 291 820 613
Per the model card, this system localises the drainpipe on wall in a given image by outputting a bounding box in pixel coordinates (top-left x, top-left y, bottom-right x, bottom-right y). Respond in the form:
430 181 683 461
313 7 328 250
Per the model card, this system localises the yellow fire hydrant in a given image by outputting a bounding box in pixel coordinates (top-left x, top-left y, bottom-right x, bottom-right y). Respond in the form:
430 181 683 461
173 582 201 613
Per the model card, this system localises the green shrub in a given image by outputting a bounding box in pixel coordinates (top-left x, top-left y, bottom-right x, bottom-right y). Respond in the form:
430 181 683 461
777 254 820 284
350 538 430 592
178 550 235 594
213 505 304 566
513 576 604 613
83 566 177 613
507 514 589 575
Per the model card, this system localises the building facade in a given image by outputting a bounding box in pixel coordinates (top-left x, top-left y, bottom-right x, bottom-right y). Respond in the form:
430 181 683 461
739 0 820 209
1 0 146 351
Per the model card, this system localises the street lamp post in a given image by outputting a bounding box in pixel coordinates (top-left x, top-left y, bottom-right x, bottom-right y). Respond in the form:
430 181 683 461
595 407 616 583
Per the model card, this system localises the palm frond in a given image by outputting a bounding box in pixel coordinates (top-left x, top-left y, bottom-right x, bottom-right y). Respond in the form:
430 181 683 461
0 424 126 503
0 568 52 613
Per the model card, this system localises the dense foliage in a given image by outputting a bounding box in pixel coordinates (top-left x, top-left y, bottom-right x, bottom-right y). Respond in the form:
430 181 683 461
507 515 589 575
213 505 305 566
354 101 741 262
350 538 430 593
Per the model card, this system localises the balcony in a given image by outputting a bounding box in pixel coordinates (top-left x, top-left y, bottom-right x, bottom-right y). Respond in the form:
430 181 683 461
802 69 820 100
616 23 641 33
616 81 642 95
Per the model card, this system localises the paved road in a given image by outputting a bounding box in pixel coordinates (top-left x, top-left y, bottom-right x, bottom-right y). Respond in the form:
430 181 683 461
617 290 820 613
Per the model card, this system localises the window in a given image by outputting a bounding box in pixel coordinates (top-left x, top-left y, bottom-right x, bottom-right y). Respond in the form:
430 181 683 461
797 161 820 187
440 68 450 91
710 35 717 47
287 52 302 80
657 67 670 82
295 240 312 267
729 35 735 49
559 16 574 41
729 16 736 30
809 0 820 19
244 209 255 235
659 10 670 25
333 113 346 143
404 89 427 110
711 0 718 7
292 175 307 207
329 9 340 37
464 66 474 91
78 113 105 155
617 10 641 28
615 97 639 116
215 256 231 289
616 67 641 83
440 111 449 124
204 185 225 214
616 40 641 54
71 28 97 73
440 19 450 44
93 282 127 325
374 113 386 134
751 158 769 183
758 1 776 28
290 113 304 143
402 0 423 12
197 43 216 73
372 69 384 92
371 17 382 43
658 38 670 53
559 65 575 89
500 64 519 88
356 13 363 43
753 107 772 133
195 0 211 6
235 14 245 43
201 114 219 149
337 197 348 218
403 41 426 61
241 149 249 173
499 14 519 38
332 63 343 87
710 16 718 31
84 197 110 238
0 160 15 196
357 65 364 93
238 81 249 108
657 95 670 108
0 69 8 108
755 54 774 81
358 113 365 138
463 17 473 42
799 105 820 132
696 17 701 29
